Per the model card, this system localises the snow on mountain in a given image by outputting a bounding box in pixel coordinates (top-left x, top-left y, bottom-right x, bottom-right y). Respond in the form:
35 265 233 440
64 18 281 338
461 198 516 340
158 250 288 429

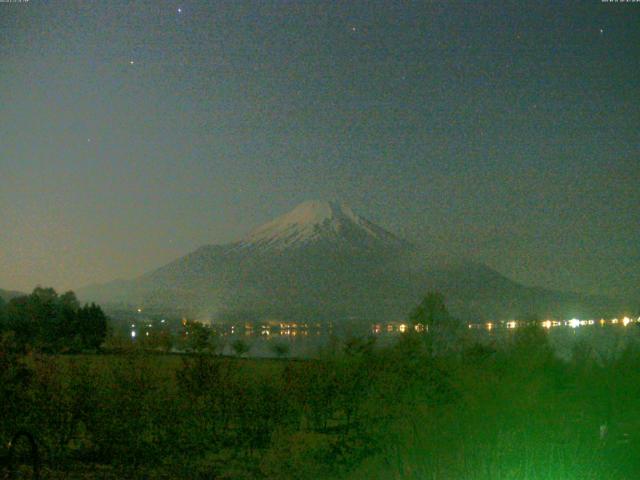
237 200 406 252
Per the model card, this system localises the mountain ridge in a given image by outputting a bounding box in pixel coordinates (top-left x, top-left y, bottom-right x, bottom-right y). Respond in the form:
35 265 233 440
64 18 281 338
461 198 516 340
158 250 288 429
0 288 26 302
77 201 629 322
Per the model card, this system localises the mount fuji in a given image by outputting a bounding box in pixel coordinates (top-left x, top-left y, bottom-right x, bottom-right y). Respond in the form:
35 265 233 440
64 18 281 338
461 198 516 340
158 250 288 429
78 201 622 323
235 201 408 253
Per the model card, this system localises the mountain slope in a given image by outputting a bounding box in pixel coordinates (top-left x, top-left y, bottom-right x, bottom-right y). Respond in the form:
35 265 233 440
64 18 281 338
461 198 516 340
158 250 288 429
0 288 25 302
78 201 626 322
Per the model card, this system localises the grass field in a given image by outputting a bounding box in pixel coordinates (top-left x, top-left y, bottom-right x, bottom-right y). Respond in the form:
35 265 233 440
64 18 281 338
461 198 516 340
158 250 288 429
2 327 640 479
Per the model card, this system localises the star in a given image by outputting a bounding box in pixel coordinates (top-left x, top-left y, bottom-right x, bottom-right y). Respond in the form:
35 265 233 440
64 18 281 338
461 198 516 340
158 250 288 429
351 26 357 32
177 7 182 14
599 28 604 34
129 60 135 65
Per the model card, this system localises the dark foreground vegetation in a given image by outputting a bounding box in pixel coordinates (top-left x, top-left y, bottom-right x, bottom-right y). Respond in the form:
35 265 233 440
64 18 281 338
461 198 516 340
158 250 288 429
1 290 640 479
1 331 639 478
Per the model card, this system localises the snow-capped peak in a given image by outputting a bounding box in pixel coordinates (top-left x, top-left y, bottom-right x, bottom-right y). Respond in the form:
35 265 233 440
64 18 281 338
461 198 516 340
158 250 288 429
237 200 405 251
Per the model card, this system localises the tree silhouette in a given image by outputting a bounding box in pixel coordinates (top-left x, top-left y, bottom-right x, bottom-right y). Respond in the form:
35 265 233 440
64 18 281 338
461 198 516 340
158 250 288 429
231 338 250 357
0 296 6 332
270 341 290 359
4 288 108 352
77 303 108 350
183 321 213 353
409 291 451 329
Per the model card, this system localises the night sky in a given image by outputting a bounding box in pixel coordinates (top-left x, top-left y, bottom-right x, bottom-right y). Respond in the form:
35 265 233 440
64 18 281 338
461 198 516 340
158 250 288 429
1 1 638 299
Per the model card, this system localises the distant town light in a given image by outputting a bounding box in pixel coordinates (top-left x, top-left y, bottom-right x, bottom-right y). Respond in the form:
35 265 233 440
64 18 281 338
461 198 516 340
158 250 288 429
131 330 136 338
568 319 580 329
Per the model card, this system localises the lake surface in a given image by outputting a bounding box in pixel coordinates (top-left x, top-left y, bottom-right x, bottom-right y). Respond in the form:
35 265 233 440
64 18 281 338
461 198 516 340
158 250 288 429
215 316 640 359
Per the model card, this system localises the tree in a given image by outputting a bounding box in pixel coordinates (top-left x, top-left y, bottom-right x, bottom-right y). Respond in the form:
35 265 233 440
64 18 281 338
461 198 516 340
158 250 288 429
143 330 174 353
0 296 6 332
59 291 81 310
5 288 108 352
7 292 47 351
188 321 210 353
77 303 108 350
181 320 216 353
343 336 376 357
409 291 452 329
231 338 250 358
408 291 466 356
53 291 82 351
270 341 290 359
